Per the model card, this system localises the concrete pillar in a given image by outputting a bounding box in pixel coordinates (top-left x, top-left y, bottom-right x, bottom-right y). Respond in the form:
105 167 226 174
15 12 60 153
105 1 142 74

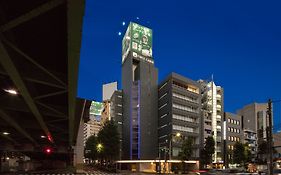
74 118 84 171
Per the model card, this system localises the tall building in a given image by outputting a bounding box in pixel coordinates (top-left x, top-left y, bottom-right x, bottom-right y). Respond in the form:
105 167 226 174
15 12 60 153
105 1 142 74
110 90 123 159
199 80 224 163
122 22 158 160
223 112 243 165
103 82 118 101
158 73 201 160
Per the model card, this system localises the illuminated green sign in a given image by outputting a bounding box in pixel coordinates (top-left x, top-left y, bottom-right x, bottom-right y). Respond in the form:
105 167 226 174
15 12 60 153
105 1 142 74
122 22 153 64
90 101 103 116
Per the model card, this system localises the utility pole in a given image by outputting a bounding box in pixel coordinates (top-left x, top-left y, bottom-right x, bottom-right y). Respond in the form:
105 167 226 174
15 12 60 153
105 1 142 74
267 99 273 175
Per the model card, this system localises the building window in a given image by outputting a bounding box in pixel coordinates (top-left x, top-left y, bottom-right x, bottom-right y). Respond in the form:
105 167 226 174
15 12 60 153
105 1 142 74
159 124 168 129
159 103 167 110
159 93 168 100
173 125 195 133
172 92 197 103
159 82 168 91
160 113 168 119
173 114 195 123
172 103 198 113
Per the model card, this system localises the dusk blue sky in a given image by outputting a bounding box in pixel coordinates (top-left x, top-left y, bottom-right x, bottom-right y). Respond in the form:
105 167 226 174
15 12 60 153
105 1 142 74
78 0 281 131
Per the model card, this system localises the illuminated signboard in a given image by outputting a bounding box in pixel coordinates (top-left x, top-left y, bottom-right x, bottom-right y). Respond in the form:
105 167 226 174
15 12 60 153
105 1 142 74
90 101 103 116
122 22 153 64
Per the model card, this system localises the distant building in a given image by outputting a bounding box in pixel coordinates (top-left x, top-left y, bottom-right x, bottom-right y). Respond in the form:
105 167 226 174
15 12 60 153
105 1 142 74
83 101 103 145
101 100 111 125
237 103 268 158
101 82 118 124
102 82 117 101
158 73 201 160
223 112 243 164
237 103 268 142
273 132 281 157
110 90 123 159
83 116 101 145
243 129 257 160
199 79 224 163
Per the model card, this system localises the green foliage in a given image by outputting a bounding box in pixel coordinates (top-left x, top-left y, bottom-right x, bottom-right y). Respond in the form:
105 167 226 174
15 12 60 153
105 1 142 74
84 135 98 161
179 137 193 161
97 120 120 162
233 142 245 165
244 144 252 163
200 136 215 167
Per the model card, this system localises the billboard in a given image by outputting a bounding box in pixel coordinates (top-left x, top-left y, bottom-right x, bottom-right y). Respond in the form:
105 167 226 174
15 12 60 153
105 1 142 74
122 22 153 64
90 101 103 116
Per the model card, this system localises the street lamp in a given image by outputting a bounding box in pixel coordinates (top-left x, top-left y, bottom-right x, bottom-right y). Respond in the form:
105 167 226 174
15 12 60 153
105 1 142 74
166 132 182 173
169 132 182 160
97 143 103 153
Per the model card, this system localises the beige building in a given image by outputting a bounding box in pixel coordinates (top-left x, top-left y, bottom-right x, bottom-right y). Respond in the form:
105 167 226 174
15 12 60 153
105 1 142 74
237 103 268 158
83 116 101 145
101 100 111 125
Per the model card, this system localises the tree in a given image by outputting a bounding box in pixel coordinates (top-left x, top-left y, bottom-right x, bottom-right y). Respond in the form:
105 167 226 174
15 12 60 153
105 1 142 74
233 142 245 165
200 136 215 168
84 135 98 163
179 137 193 160
179 137 193 173
244 144 252 163
97 120 120 164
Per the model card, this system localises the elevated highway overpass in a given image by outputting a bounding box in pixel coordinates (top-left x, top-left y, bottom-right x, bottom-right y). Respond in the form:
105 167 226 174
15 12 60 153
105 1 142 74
0 0 89 172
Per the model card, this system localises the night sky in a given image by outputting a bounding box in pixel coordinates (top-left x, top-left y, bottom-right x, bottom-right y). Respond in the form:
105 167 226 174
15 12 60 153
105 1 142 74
78 0 281 131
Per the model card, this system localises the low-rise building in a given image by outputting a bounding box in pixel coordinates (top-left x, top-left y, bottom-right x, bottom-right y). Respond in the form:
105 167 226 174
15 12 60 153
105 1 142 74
223 112 243 164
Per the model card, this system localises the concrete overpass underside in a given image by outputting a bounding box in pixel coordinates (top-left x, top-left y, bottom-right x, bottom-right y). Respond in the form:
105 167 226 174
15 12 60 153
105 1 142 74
0 0 87 166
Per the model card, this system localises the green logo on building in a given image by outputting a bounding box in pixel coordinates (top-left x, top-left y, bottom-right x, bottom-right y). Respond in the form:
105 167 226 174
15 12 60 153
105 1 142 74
122 22 153 64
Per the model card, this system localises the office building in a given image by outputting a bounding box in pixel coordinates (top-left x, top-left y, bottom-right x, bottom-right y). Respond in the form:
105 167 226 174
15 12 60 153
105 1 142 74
102 82 118 101
199 79 224 163
110 90 123 159
122 22 158 160
237 103 268 141
223 112 243 164
237 103 268 158
158 73 201 160
101 82 118 124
